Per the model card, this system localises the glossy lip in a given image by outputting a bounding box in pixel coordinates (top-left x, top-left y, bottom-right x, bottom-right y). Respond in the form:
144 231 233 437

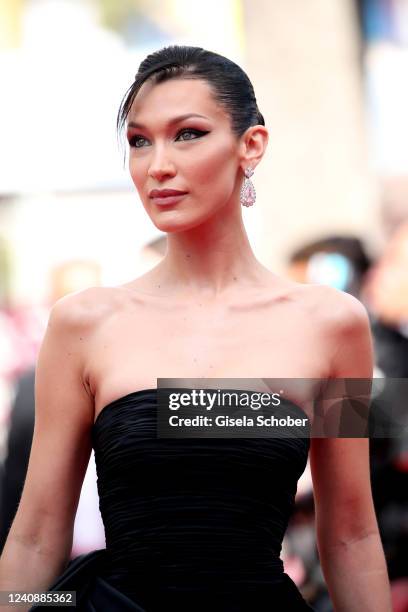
149 188 188 198
151 193 188 206
149 188 188 207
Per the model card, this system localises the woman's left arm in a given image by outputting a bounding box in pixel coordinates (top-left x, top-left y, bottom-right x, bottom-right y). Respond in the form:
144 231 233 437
310 291 392 612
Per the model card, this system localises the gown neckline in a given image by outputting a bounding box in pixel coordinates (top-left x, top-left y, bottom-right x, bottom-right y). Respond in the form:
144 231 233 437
94 388 157 427
93 387 311 430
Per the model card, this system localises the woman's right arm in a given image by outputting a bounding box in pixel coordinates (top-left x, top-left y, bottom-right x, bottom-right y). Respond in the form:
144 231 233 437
0 293 95 602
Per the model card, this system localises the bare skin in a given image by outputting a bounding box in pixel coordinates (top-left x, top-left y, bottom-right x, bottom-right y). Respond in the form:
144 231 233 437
0 75 392 611
86 276 332 425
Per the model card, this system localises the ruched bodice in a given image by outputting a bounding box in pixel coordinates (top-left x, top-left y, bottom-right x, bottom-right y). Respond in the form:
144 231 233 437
31 388 314 611
89 388 313 611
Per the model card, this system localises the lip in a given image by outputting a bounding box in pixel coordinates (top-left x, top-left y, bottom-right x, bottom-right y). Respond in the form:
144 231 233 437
149 189 188 198
151 193 188 206
149 188 188 206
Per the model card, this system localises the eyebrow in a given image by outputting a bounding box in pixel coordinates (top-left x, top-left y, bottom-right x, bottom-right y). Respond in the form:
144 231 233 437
127 113 210 130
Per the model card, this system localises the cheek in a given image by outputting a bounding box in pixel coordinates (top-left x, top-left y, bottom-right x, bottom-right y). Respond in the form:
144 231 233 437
187 144 237 188
129 159 144 188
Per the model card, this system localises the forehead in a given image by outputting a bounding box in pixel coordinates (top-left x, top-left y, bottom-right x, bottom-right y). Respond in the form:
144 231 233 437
128 77 228 125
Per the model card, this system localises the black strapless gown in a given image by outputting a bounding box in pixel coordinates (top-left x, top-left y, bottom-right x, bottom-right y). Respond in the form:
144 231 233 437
31 389 315 611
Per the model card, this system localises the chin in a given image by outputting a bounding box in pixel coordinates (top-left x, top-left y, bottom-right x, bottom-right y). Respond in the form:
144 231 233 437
147 205 215 233
151 217 198 234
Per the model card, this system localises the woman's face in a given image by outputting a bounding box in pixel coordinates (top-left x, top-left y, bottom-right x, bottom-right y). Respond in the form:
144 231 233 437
126 77 243 232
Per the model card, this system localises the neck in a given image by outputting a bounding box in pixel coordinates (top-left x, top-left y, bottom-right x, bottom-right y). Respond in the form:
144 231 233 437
148 200 274 300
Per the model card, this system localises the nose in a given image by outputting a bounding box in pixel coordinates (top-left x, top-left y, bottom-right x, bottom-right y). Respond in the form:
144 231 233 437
147 144 176 182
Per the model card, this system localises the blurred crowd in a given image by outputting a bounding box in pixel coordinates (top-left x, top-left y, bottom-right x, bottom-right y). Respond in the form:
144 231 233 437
0 260 106 559
0 194 408 611
283 195 408 611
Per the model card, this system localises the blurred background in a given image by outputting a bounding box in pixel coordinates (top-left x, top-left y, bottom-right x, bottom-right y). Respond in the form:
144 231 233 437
0 0 408 610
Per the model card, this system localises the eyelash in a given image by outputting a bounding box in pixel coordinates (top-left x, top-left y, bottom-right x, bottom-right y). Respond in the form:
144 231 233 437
128 128 209 148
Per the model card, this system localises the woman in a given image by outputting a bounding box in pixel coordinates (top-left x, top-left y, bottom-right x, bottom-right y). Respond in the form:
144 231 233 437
0 45 391 611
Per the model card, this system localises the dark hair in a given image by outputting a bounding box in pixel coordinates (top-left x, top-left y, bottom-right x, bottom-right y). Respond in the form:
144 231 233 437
117 45 265 146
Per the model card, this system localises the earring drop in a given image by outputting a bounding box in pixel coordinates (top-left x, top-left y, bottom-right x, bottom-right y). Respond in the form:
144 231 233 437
240 167 256 207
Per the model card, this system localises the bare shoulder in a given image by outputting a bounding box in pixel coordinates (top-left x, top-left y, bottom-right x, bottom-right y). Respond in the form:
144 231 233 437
291 281 367 320
282 281 372 378
287 281 370 335
302 283 372 377
49 286 125 333
310 284 371 341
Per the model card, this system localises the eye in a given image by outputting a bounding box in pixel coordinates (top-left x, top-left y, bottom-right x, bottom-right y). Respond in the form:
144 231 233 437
128 128 209 148
176 128 209 141
128 135 150 148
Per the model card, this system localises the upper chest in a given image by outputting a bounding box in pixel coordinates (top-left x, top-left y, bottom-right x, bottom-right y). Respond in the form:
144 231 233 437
85 288 333 416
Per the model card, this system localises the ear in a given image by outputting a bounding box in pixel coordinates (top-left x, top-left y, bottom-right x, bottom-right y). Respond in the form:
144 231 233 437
238 125 269 173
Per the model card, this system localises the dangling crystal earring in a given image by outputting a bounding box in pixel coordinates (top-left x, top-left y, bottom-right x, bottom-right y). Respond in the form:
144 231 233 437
240 166 256 207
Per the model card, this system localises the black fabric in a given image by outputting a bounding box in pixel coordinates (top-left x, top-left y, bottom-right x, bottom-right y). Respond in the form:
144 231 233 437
31 389 315 611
